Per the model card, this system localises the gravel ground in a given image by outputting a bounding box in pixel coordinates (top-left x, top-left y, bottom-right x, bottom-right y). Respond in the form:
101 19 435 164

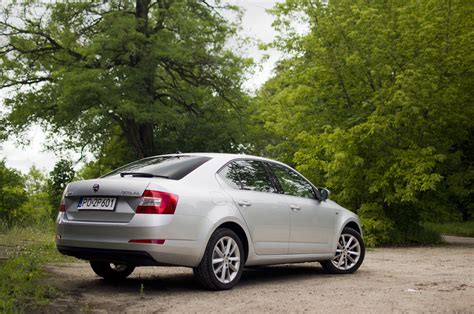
44 245 474 313
443 235 474 245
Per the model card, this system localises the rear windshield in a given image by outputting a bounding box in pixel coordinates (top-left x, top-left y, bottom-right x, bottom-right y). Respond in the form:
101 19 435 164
102 155 212 180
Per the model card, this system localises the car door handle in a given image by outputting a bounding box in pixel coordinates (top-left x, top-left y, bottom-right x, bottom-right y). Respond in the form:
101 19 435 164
290 205 301 211
238 200 252 207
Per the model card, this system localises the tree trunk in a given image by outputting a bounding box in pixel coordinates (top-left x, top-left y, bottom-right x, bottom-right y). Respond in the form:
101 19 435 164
119 0 155 159
136 0 150 34
139 123 155 157
123 119 155 159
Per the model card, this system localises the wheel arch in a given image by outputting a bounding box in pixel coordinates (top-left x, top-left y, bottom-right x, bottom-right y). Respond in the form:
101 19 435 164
331 217 363 253
344 220 362 236
214 221 249 263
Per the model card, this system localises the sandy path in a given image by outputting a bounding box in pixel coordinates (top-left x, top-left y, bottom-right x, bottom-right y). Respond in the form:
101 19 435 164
443 235 474 245
44 245 474 313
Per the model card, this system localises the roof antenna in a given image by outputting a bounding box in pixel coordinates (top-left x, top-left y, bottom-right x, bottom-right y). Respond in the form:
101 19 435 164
175 150 182 154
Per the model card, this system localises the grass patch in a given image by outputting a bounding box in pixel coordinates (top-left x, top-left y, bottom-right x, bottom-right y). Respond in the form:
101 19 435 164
425 221 474 238
0 224 72 312
381 226 443 246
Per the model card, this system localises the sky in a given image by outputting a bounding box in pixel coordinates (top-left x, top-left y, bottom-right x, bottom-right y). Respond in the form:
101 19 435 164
0 0 286 173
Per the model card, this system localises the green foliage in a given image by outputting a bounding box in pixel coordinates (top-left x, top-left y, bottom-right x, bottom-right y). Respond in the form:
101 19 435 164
48 160 75 217
0 163 56 228
17 166 52 227
0 160 28 227
0 0 251 162
425 221 474 238
254 0 474 244
76 127 136 179
358 203 393 247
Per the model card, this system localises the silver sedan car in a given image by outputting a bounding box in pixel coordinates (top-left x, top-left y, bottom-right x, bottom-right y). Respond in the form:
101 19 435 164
56 153 365 290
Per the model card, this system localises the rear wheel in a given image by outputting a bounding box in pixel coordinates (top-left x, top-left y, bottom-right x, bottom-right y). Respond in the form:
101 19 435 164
321 227 365 274
193 228 244 290
90 261 135 280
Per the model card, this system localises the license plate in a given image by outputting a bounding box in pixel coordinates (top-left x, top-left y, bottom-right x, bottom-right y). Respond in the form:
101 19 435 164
77 197 117 211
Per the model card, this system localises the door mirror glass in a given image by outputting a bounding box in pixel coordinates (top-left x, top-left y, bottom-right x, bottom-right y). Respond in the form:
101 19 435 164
319 188 330 201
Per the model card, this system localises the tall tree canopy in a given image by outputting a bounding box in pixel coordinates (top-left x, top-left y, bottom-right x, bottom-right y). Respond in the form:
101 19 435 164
254 0 474 244
0 0 250 161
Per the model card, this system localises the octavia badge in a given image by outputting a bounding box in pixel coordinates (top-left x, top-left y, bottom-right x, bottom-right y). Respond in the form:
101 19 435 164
93 184 100 192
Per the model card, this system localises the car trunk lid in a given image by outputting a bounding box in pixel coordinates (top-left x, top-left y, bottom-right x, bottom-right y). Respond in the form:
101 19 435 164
64 178 151 223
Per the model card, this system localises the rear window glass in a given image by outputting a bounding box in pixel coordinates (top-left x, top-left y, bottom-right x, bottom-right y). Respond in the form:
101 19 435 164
103 155 211 180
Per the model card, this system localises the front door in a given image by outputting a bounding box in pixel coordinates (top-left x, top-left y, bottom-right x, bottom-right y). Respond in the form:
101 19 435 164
267 162 336 254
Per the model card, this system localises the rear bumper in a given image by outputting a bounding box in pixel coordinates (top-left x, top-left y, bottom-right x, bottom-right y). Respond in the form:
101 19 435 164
55 212 212 267
57 245 161 266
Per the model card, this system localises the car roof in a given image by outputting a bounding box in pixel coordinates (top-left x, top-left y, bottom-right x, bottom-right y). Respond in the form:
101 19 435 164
155 152 285 165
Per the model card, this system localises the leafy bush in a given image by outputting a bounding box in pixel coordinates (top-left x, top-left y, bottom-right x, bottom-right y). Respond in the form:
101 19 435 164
0 162 64 229
358 203 394 247
0 160 28 226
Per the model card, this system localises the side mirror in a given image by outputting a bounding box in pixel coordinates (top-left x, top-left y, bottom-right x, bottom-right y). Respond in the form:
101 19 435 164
319 188 330 201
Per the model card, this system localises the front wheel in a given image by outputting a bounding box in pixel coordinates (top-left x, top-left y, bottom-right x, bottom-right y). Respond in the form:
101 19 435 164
90 261 135 280
193 228 244 290
321 227 365 274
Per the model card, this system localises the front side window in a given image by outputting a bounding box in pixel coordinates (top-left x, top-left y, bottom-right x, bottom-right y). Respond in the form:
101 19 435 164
218 160 276 193
269 163 315 199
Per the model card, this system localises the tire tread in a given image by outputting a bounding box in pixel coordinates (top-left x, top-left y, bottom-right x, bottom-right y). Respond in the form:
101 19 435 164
193 228 243 290
90 261 135 280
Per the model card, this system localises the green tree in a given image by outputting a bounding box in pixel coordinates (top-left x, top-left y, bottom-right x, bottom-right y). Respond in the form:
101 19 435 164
18 166 52 226
24 166 48 195
0 0 251 161
48 159 75 217
255 0 474 244
0 160 27 227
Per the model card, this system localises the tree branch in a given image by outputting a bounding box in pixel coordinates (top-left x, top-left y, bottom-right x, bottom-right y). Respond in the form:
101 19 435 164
0 77 52 89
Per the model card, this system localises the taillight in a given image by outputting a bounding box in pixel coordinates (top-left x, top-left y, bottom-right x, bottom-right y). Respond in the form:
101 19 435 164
136 190 178 214
59 188 66 212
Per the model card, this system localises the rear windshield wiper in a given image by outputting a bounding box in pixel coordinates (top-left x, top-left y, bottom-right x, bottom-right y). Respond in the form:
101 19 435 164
120 172 170 179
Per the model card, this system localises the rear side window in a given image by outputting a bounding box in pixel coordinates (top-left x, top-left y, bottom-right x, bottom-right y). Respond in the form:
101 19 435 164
218 162 242 189
218 160 276 193
103 155 211 180
269 163 316 199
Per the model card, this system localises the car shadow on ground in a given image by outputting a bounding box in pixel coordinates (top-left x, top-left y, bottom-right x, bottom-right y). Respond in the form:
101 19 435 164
74 264 334 295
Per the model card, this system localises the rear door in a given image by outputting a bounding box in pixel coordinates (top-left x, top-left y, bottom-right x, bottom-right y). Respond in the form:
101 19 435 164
267 162 336 254
217 160 290 255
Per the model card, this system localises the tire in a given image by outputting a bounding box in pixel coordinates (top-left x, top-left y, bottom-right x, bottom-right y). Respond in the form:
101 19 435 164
321 227 365 274
90 261 135 280
193 228 244 290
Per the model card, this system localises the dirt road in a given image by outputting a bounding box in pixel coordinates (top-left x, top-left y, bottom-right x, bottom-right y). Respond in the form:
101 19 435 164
45 245 474 313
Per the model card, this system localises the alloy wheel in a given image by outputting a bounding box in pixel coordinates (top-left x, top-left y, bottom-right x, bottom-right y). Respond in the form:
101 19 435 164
212 236 241 284
331 233 361 271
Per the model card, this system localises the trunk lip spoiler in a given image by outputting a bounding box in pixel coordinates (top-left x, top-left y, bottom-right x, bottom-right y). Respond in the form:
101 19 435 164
120 172 170 179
